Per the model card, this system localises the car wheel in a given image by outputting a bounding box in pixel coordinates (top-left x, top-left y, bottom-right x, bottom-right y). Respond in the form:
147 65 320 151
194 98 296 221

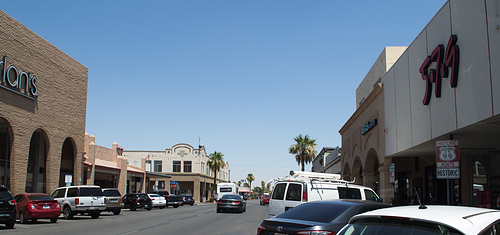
50 218 58 223
130 204 137 211
147 207 152 211
113 209 121 215
63 206 74 219
160 206 165 209
216 208 221 213
5 220 14 229
173 205 179 208
19 212 27 224
91 212 100 219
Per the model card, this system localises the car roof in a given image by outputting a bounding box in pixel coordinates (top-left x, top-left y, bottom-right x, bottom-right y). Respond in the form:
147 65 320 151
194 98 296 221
350 205 500 234
305 199 385 206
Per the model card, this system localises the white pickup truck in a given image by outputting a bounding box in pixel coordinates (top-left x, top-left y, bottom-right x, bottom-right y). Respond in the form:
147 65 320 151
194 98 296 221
50 185 106 219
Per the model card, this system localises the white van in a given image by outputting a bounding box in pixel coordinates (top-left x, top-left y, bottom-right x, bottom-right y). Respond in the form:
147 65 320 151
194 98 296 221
216 183 239 200
268 170 381 218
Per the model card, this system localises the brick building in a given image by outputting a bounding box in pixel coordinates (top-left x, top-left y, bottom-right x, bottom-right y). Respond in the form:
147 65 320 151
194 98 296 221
0 10 88 195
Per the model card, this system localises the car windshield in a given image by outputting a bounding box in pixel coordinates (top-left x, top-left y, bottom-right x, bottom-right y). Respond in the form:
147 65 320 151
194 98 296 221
80 187 104 196
338 218 464 235
221 195 240 200
103 190 121 196
0 188 12 198
27 194 53 200
277 203 349 223
149 194 161 198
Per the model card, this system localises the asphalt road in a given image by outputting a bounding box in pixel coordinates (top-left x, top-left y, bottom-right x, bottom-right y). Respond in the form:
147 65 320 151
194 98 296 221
1 199 268 235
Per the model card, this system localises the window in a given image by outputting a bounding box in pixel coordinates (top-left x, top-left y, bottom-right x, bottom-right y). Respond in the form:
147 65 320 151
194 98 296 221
285 183 302 201
51 189 66 198
173 161 181 172
67 188 78 197
272 183 287 200
154 160 162 172
364 189 380 202
338 187 362 200
220 187 232 192
184 161 192 172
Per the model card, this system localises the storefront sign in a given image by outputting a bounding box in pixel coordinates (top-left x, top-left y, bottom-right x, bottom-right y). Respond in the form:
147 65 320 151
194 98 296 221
419 35 460 105
0 56 38 100
361 119 377 135
436 140 460 179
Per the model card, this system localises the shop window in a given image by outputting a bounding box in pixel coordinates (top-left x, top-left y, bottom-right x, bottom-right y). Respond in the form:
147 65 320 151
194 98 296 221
26 130 48 193
0 120 11 189
154 160 162 172
173 161 181 172
184 161 192 173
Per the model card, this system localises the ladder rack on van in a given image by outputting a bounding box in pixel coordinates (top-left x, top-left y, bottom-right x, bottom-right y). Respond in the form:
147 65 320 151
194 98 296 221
288 170 356 184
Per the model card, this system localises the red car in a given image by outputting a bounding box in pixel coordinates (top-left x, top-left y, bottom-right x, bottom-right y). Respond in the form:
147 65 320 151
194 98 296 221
14 193 60 223
260 193 270 206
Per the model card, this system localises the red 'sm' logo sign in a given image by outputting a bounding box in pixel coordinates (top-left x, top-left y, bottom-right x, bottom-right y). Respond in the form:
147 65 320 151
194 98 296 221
419 35 460 105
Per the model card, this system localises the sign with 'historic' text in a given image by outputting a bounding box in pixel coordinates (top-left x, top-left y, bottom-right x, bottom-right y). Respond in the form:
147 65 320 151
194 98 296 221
436 140 460 179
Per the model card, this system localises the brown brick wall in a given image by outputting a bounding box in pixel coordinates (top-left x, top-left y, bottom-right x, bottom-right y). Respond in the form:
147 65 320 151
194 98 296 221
0 10 88 195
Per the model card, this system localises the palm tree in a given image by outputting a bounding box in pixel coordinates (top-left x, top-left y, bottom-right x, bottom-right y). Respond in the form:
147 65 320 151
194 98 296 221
289 134 317 171
261 181 266 192
246 173 255 191
207 151 226 199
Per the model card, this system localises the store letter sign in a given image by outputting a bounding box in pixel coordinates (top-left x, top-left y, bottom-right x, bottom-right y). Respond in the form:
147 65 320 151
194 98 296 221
419 35 460 105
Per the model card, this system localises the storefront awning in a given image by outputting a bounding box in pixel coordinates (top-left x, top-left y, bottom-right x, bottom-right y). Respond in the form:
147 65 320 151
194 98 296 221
146 171 172 179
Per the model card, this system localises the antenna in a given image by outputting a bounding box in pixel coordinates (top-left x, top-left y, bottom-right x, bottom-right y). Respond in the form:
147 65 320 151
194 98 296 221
414 186 427 209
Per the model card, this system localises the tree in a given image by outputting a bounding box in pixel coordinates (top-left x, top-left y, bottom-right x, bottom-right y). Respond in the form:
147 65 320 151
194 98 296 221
246 173 255 191
207 151 226 199
289 134 317 171
261 181 266 192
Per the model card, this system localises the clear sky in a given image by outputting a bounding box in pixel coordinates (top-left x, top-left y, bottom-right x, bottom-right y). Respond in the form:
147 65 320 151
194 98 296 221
3 0 446 189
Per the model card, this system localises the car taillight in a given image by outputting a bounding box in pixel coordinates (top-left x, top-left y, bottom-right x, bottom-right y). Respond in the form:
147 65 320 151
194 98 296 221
8 199 16 206
136 198 140 203
234 201 240 204
217 200 223 203
296 230 334 235
151 198 155 200
75 198 79 205
104 198 107 203
56 203 61 209
303 191 308 201
257 223 267 235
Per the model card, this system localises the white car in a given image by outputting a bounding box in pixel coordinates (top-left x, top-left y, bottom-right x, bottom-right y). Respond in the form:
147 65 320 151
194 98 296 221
337 205 500 235
147 194 166 209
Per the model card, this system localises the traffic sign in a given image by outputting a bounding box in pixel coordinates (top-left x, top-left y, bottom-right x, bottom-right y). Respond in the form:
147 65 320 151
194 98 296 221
436 140 459 168
436 168 460 179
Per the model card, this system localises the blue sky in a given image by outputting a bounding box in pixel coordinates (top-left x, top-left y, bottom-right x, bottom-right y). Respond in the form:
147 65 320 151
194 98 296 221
3 0 446 188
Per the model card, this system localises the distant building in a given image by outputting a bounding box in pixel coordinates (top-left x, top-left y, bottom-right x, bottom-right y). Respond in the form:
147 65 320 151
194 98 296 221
312 147 340 173
123 143 230 203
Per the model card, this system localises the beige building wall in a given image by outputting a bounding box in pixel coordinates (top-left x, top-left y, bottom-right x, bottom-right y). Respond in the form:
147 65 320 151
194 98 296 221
0 10 88 195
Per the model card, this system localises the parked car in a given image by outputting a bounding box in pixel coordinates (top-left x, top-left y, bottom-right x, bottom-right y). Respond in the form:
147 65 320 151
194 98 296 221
258 200 390 235
260 193 270 206
14 193 60 224
151 191 183 208
337 205 500 235
0 186 16 229
148 194 166 209
50 185 106 219
181 194 194 206
102 188 122 215
216 194 246 213
269 170 381 218
122 193 152 211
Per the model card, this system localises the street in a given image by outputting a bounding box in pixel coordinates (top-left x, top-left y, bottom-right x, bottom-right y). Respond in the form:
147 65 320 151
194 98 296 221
2 199 267 235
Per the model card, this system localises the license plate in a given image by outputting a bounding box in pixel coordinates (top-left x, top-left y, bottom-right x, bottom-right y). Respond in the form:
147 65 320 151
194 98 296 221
89 207 95 210
43 205 50 209
274 233 286 235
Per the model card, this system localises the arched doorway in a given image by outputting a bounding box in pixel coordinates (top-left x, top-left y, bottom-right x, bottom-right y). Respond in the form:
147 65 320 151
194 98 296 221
0 118 12 188
59 138 75 187
364 149 380 194
352 157 363 185
26 129 49 193
342 163 351 181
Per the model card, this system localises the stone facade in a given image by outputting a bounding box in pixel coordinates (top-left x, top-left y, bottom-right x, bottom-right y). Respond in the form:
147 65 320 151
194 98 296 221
0 10 88 195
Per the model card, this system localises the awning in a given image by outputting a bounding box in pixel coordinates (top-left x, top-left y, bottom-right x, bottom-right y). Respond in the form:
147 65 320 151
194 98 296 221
146 171 172 179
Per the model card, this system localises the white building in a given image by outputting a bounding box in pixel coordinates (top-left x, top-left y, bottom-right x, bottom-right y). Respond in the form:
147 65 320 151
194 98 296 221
123 143 230 203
